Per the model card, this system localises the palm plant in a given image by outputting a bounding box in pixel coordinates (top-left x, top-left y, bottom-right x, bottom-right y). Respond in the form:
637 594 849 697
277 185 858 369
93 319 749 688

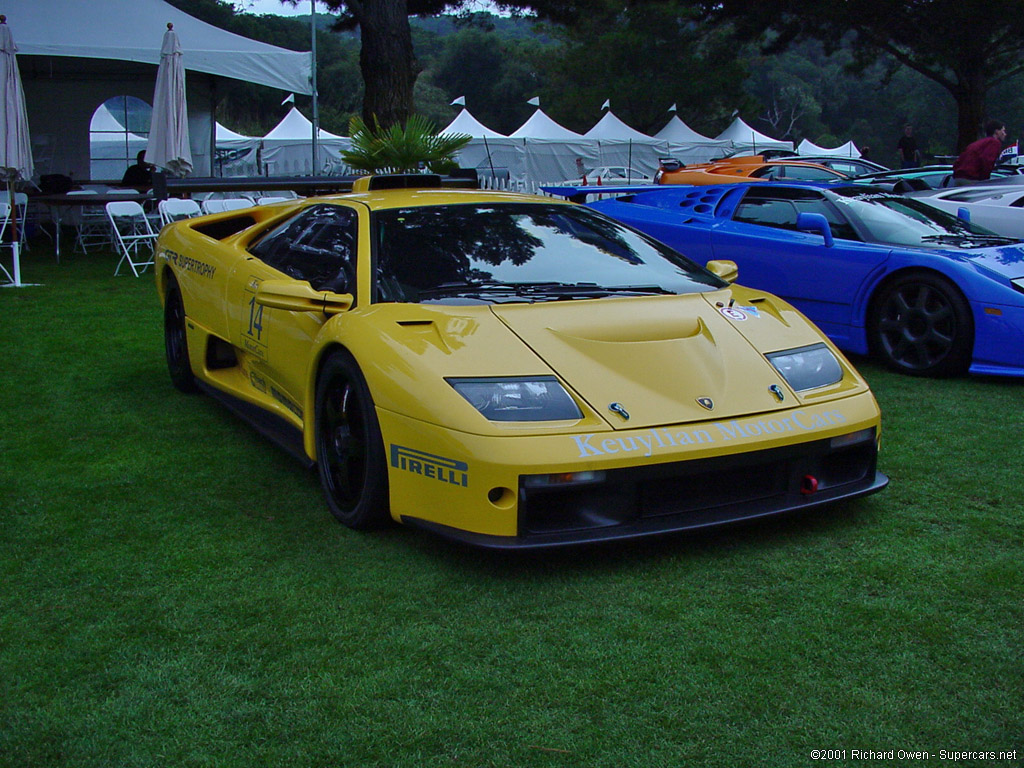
341 115 471 174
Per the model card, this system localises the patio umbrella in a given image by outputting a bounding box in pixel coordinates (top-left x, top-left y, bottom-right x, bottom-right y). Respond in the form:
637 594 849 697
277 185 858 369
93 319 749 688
145 23 192 176
0 15 33 287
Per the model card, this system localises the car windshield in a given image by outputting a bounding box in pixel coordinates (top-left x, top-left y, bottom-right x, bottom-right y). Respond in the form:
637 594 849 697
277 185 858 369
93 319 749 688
373 202 725 304
828 188 1013 247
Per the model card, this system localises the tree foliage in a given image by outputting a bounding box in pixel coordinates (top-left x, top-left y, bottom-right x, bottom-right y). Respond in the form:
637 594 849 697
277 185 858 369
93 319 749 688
696 0 1024 150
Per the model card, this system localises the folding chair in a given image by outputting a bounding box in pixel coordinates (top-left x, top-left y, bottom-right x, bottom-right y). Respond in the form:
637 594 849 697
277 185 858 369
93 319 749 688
0 203 14 284
106 201 158 276
158 198 202 227
68 190 110 253
0 191 28 250
201 198 254 214
256 196 290 206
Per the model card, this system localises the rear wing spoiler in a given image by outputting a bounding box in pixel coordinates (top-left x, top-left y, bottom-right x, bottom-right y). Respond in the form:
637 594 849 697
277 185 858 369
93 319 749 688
541 184 658 203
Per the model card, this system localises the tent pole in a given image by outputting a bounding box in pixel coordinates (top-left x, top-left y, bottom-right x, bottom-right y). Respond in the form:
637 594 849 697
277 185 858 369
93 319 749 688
483 136 496 182
310 0 319 175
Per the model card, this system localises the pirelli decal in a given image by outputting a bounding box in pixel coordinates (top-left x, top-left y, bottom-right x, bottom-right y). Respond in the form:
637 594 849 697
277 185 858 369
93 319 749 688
390 445 468 487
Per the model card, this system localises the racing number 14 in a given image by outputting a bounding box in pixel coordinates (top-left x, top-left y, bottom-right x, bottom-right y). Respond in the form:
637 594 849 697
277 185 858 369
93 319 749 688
248 294 264 341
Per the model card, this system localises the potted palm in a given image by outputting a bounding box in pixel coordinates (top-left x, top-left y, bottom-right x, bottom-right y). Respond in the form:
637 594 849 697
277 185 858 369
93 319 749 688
341 115 471 175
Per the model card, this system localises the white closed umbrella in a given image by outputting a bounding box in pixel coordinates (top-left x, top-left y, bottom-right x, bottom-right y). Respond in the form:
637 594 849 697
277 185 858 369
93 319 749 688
0 15 33 287
146 23 192 176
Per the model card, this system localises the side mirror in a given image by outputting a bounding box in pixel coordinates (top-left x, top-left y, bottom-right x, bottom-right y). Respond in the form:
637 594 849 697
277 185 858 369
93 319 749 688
957 206 971 223
255 279 353 316
705 259 739 283
796 212 834 247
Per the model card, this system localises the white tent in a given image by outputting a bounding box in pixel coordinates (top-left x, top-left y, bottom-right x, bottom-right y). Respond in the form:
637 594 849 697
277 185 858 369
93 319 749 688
510 109 584 140
216 122 254 142
261 107 349 176
654 116 732 165
264 106 344 142
797 138 861 158
13 0 312 178
11 0 310 94
581 111 665 178
214 122 260 177
440 109 506 139
716 116 793 154
584 111 652 141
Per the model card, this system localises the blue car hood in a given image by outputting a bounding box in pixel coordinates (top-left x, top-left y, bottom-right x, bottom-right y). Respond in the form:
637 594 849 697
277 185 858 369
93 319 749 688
956 243 1024 280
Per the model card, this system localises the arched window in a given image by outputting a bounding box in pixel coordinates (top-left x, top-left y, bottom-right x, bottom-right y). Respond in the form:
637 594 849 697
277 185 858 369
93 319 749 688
89 96 152 181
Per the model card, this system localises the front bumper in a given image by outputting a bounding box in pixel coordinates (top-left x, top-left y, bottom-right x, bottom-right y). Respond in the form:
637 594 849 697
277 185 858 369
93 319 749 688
402 432 887 550
382 392 887 549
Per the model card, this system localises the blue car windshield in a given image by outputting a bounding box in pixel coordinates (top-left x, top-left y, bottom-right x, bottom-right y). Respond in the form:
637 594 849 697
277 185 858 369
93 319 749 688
373 202 726 304
828 189 1008 247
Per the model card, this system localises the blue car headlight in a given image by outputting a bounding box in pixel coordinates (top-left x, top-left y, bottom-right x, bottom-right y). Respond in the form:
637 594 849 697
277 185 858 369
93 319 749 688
448 376 583 422
766 343 843 392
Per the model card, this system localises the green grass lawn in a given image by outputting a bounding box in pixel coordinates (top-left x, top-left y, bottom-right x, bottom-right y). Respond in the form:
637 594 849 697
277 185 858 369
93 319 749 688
1 243 1022 767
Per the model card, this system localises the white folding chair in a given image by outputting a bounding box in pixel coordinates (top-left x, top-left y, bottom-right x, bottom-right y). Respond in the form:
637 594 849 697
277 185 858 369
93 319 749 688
201 198 254 214
0 203 14 284
0 191 28 250
67 190 110 253
106 201 157 276
158 198 202 227
256 196 290 206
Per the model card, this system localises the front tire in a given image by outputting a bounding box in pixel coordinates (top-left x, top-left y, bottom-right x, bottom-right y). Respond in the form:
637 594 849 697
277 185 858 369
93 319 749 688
164 277 198 393
869 272 973 377
314 350 390 529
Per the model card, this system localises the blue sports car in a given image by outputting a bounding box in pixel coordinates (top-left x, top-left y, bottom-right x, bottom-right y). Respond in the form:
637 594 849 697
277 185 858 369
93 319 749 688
545 182 1024 377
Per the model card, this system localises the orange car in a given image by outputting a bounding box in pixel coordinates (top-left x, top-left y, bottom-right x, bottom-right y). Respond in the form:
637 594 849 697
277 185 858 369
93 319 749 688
656 155 849 185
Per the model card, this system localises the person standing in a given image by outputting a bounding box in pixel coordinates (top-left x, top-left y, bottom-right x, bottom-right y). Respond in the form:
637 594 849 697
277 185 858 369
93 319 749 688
951 120 1008 186
897 124 922 168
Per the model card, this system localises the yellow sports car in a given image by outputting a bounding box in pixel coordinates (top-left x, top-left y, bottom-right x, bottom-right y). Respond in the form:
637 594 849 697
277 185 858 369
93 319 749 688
156 175 887 549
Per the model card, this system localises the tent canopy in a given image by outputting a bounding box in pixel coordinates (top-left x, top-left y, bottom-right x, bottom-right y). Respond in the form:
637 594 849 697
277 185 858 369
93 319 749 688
716 116 793 152
510 109 583 139
8 0 311 94
216 122 255 141
584 111 652 141
441 108 506 139
264 106 343 141
655 116 721 145
797 138 861 158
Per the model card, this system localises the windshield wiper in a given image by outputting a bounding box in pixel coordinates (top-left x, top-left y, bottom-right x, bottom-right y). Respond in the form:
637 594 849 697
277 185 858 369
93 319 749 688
921 233 1017 247
418 281 674 300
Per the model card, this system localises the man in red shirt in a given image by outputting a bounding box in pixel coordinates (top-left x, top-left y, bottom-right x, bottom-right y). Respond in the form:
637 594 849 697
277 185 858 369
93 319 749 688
952 120 1008 186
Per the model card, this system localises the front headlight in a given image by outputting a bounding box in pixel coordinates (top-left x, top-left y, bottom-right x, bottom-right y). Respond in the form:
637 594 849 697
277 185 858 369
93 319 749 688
448 376 583 422
766 343 843 392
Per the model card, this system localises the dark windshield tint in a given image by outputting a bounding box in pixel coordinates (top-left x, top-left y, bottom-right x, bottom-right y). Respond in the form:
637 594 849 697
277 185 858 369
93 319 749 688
373 203 725 304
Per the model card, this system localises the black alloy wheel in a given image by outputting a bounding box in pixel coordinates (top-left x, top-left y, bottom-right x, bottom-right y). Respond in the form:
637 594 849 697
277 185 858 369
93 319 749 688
314 351 389 529
870 272 973 377
164 278 198 393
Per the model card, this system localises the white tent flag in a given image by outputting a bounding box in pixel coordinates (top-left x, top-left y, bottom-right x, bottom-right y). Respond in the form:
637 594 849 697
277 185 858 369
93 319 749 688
146 23 192 176
0 15 33 287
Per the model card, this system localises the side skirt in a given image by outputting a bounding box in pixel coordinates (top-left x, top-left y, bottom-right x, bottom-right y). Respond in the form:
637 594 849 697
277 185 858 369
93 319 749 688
196 380 315 470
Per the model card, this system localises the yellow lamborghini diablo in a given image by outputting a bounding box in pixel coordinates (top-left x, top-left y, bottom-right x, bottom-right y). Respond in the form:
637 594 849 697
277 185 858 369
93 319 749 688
155 175 887 549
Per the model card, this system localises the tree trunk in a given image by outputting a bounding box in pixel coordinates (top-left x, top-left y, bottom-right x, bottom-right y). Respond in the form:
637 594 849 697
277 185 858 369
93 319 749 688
953 72 987 152
357 0 417 128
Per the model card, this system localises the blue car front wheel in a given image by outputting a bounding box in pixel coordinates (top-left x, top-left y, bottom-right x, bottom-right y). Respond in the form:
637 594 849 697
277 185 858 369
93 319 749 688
870 272 973 377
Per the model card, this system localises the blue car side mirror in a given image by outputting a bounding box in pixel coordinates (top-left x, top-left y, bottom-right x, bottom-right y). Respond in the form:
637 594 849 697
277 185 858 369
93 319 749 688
796 212 834 247
957 207 971 223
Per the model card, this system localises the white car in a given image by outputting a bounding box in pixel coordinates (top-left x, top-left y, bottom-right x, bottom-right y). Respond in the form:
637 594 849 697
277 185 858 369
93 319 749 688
561 166 654 185
910 185 1024 239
